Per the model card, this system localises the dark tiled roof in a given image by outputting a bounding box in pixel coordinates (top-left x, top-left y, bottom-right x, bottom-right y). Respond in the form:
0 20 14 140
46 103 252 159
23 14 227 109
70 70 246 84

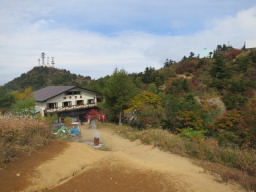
34 86 75 102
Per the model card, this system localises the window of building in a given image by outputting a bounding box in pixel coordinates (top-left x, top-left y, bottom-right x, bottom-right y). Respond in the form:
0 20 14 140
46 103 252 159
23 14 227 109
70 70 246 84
87 99 95 104
63 101 72 107
66 91 81 95
47 103 57 109
76 100 84 105
74 91 80 95
97 97 103 103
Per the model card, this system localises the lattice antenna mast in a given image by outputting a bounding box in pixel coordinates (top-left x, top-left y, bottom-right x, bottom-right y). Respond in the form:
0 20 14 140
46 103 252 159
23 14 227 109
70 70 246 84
41 52 45 66
51 57 55 67
47 56 50 66
38 58 41 66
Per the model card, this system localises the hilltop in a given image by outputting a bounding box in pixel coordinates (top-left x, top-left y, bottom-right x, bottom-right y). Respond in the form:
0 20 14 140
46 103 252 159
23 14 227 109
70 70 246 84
3 66 91 91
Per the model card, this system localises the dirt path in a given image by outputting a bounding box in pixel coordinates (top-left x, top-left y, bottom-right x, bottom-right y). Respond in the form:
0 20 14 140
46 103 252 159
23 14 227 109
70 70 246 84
23 125 244 192
0 140 68 192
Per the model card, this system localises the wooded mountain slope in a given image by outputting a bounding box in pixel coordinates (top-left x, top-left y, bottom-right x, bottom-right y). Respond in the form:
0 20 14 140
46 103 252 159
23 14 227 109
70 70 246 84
4 66 91 91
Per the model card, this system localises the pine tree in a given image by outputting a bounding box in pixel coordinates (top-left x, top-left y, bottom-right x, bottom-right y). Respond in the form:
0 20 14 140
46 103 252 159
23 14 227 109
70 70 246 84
104 69 136 125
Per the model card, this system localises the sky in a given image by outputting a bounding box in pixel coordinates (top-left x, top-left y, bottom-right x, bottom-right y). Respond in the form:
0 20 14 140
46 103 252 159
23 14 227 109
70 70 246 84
0 0 256 85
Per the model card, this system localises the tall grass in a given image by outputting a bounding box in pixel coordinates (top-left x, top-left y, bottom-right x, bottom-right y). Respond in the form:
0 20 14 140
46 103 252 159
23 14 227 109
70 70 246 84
0 115 52 167
105 123 256 191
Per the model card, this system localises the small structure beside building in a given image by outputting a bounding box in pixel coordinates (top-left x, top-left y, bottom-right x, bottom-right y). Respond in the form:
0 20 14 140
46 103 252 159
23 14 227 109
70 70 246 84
34 86 102 122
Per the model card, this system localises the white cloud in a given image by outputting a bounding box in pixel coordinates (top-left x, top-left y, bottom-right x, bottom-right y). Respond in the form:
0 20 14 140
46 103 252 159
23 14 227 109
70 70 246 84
0 3 256 85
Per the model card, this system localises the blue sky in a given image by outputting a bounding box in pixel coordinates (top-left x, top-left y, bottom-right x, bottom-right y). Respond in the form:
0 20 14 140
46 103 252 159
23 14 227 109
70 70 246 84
0 0 256 85
45 0 254 35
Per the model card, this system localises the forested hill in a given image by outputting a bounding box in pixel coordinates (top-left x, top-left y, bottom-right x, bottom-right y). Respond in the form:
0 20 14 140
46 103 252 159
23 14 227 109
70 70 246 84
89 45 256 111
3 45 256 103
3 66 91 91
129 45 256 110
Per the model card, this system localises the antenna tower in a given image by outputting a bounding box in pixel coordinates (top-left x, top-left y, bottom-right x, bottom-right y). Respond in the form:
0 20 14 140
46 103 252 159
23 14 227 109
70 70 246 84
47 56 50 66
51 57 55 67
41 52 45 66
38 58 41 66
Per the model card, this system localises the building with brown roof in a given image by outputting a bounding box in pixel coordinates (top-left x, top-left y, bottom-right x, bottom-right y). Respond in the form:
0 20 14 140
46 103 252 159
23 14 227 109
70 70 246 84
34 86 102 121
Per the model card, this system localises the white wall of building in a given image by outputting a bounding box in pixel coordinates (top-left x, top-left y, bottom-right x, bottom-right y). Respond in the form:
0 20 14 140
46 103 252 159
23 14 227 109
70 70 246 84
35 87 98 116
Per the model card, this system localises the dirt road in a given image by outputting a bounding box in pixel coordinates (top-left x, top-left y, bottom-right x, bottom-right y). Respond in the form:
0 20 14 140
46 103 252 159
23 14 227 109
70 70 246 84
19 125 245 192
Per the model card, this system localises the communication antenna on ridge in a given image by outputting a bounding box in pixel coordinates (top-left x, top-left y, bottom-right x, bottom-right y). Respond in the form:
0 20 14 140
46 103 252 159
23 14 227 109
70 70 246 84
41 52 45 66
51 57 55 67
38 58 41 66
47 56 50 66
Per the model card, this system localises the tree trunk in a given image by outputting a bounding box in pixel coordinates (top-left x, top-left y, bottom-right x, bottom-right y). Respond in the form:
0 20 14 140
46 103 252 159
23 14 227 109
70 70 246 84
119 111 122 126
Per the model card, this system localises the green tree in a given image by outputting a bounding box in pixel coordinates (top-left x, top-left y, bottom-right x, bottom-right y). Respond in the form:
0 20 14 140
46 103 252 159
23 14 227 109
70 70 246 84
0 87 15 112
11 87 35 115
12 97 35 115
104 69 136 125
210 55 230 79
147 83 158 94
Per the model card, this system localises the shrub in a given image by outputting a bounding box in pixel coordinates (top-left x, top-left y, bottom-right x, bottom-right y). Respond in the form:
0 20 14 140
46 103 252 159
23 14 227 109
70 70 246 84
165 78 190 95
175 111 204 132
136 105 164 129
180 128 206 142
222 93 248 110
210 110 246 147
64 117 72 126
125 91 163 129
44 113 58 123
129 91 162 110
238 97 256 148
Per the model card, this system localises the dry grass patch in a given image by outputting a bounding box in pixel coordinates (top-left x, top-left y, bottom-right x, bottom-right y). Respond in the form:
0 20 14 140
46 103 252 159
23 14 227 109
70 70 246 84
0 115 52 167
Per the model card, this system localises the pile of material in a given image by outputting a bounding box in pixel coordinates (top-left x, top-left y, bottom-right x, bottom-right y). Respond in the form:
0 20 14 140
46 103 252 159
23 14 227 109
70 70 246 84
54 126 80 137
70 127 80 136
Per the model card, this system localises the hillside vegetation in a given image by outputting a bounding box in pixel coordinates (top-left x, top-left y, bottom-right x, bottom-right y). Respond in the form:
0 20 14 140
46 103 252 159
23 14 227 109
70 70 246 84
94 45 256 147
4 66 91 91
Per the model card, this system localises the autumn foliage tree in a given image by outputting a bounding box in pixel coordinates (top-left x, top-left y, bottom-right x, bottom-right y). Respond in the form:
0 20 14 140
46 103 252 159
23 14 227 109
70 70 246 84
128 91 162 110
210 110 246 147
125 91 163 129
175 111 204 132
238 97 256 148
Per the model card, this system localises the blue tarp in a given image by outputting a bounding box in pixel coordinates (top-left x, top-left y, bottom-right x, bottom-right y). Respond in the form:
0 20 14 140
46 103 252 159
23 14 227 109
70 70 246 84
70 126 80 136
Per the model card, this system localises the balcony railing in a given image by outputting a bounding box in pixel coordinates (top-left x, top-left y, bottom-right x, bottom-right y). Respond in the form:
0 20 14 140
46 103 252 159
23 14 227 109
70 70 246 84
45 103 97 113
